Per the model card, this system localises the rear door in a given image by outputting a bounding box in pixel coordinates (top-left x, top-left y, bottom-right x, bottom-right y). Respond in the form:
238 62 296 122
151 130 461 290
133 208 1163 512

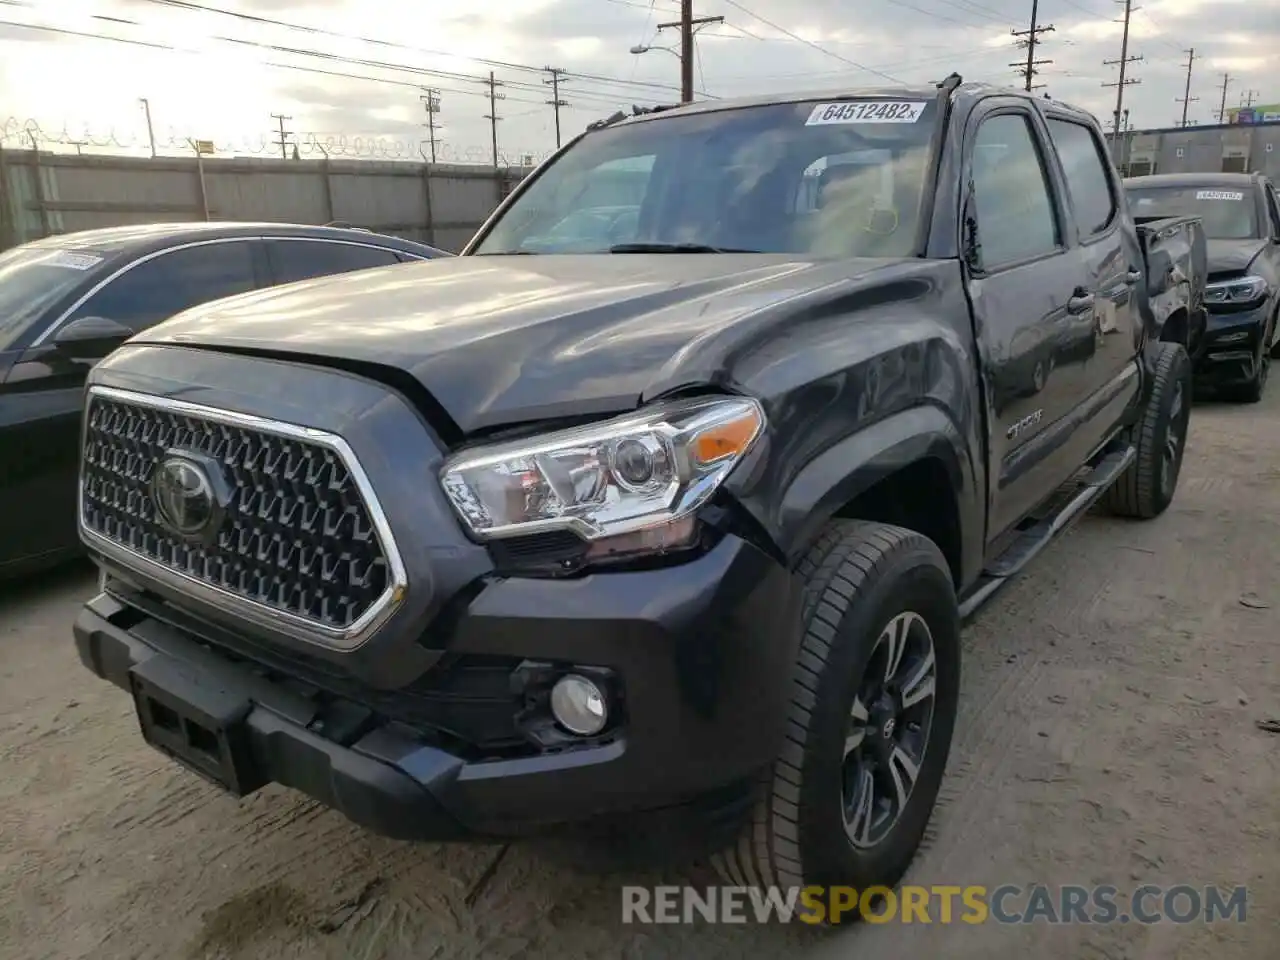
2 239 262 569
263 238 406 285
1044 114 1144 442
962 100 1091 539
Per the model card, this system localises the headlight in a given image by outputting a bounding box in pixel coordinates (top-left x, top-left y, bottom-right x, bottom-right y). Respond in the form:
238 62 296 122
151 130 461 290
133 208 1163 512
1204 275 1268 305
440 396 765 555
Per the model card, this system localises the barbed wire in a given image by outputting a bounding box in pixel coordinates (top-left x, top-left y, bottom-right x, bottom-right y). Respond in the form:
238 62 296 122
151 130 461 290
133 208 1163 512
1 117 557 166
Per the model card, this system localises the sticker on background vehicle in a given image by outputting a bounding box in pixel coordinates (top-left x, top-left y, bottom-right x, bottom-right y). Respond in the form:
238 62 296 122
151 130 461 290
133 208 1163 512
45 251 104 270
1195 190 1244 201
805 101 926 125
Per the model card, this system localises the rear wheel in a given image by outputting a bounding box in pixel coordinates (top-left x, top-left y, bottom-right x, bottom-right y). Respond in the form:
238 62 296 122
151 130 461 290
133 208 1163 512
1104 341 1192 519
712 521 960 925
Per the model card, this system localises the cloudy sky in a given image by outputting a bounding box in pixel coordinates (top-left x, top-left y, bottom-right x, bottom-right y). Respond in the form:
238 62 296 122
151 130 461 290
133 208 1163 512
0 0 1275 164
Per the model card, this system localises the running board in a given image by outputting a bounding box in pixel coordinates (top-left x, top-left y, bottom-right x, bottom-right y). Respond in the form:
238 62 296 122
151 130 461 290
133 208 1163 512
958 444 1136 621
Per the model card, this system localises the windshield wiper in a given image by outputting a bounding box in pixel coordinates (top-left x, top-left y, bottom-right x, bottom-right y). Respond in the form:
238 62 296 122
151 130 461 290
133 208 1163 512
608 242 762 254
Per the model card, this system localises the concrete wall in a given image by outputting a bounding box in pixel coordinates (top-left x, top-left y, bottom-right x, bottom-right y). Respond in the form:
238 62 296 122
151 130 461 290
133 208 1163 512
0 149 534 253
1107 121 1280 179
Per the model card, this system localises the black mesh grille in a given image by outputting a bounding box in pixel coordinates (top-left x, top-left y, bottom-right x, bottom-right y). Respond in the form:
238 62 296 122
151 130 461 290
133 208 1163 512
81 394 391 630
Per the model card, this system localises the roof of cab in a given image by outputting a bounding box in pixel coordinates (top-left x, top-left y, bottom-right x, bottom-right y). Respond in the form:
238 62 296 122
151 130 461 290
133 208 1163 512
22 221 446 258
595 80 1094 128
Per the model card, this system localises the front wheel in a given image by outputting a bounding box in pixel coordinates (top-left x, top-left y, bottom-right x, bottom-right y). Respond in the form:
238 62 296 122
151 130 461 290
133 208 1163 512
1104 341 1192 519
712 521 960 924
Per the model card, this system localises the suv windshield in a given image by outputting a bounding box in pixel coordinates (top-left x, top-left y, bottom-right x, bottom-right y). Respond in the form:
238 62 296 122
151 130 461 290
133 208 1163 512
474 98 940 259
1126 184 1259 240
0 245 106 351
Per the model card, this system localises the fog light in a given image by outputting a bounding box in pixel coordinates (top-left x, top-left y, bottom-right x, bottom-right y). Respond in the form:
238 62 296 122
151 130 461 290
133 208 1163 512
550 674 608 736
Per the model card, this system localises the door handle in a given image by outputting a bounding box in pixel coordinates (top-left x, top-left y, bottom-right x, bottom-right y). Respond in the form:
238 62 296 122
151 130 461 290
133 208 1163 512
1125 268 1143 283
1067 291 1096 314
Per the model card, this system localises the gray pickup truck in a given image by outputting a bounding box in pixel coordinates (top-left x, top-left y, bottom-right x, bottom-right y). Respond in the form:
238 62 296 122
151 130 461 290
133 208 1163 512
73 76 1204 917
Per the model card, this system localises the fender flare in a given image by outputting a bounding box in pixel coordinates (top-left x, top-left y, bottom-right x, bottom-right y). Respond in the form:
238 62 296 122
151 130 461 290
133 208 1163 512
771 404 982 578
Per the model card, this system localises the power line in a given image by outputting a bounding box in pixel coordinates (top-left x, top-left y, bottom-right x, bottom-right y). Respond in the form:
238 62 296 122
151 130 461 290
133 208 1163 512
1175 48 1198 127
1010 0 1054 91
0 17 659 113
1102 0 1142 143
131 0 690 98
716 0 904 83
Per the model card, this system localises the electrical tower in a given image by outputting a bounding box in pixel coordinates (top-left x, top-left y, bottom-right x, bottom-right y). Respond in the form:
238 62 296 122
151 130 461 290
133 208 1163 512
420 89 441 163
656 0 724 103
544 67 570 149
1010 0 1054 92
271 113 294 160
1102 0 1142 143
482 71 505 169
1176 48 1198 127
1217 73 1232 122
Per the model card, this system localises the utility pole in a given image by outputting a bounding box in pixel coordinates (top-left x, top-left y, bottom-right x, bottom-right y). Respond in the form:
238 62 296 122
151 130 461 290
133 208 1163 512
1241 88 1259 108
1102 0 1142 145
1176 48 1198 127
138 98 157 158
1217 73 1232 123
482 71 505 169
419 89 441 163
1010 0 1054 92
656 1 724 103
543 67 570 149
271 113 293 160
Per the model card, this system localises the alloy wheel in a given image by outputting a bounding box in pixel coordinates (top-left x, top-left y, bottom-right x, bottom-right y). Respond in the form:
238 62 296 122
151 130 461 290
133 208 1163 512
842 611 937 849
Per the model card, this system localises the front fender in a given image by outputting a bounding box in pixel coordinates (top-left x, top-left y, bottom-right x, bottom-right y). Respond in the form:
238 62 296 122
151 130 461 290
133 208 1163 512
724 402 984 587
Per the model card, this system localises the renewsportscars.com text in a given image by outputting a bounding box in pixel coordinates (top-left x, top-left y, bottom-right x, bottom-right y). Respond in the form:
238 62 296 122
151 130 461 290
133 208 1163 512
621 884 1249 925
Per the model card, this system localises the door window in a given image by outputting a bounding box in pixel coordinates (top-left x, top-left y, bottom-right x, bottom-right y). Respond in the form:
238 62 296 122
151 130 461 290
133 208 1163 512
1046 118 1118 236
1264 183 1280 239
73 241 257 330
267 240 403 285
970 113 1062 270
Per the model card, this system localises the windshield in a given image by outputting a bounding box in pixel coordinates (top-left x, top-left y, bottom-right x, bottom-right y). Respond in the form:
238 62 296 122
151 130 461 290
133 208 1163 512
473 98 940 259
1126 185 1259 240
0 245 106 351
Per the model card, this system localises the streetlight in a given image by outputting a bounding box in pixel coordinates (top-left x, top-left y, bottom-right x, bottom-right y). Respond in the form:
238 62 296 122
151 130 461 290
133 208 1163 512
629 44 678 57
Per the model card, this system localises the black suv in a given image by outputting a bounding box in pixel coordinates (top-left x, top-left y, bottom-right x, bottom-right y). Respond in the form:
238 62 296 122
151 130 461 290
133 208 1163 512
1126 171 1280 401
73 78 1204 908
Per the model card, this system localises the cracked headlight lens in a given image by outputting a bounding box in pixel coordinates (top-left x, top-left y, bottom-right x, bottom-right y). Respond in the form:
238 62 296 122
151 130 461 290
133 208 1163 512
440 396 765 548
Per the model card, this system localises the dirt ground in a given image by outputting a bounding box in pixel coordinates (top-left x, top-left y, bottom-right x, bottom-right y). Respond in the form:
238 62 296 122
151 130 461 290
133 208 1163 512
2 390 1278 960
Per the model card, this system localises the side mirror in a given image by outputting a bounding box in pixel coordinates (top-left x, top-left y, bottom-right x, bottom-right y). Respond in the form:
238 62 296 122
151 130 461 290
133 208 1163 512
52 316 134 359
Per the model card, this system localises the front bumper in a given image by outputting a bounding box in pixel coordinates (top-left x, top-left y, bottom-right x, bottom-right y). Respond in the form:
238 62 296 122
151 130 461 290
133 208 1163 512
75 534 801 842
1194 303 1271 385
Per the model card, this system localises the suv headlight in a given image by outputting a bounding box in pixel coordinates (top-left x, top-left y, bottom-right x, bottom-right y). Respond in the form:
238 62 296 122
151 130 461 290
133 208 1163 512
440 396 765 556
1204 275 1268 306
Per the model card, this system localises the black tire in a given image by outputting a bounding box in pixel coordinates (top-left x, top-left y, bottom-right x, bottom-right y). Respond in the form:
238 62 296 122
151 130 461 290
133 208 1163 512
1104 341 1192 519
712 520 960 925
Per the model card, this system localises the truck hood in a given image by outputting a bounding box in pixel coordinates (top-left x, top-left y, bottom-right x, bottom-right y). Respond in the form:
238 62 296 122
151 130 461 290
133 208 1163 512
137 253 914 435
1206 238 1268 275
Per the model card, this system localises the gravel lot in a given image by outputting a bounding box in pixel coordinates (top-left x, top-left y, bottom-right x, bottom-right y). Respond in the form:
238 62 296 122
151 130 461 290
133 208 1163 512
2 391 1278 960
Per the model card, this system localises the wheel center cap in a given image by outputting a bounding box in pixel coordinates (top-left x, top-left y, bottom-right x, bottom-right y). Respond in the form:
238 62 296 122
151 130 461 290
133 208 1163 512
882 717 896 739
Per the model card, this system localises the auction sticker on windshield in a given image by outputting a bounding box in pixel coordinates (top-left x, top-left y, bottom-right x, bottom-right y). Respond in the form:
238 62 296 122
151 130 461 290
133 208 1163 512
806 101 927 125
1195 190 1244 201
